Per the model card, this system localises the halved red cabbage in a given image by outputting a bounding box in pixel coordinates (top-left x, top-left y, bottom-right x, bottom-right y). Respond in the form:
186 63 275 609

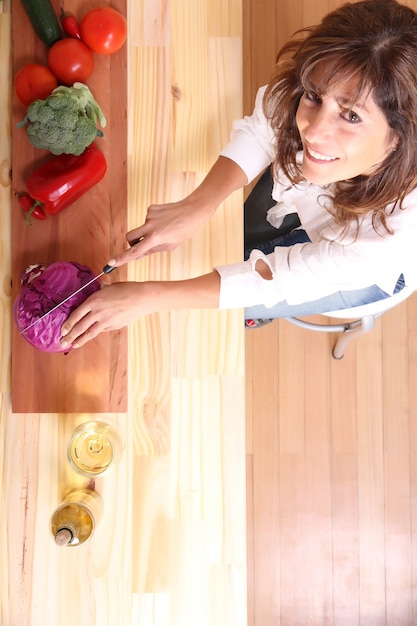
14 261 100 353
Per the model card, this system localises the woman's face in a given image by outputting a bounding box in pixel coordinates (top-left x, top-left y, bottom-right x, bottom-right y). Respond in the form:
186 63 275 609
295 76 398 185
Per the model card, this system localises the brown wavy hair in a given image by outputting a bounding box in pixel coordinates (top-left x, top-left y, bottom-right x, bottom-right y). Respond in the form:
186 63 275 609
263 0 417 233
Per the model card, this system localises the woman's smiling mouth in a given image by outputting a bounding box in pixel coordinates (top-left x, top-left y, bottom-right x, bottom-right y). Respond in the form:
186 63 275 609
306 145 338 162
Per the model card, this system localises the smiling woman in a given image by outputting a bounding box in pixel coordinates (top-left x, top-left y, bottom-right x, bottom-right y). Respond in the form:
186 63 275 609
59 0 417 349
295 74 397 185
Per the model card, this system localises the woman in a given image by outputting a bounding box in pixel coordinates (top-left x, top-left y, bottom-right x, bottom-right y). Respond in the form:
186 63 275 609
60 0 417 349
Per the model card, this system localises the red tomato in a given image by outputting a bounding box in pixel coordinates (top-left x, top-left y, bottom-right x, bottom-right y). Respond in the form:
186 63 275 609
79 7 127 55
14 64 58 108
47 39 94 86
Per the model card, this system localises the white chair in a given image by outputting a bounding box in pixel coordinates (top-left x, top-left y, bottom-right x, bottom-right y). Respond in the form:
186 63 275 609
285 286 414 359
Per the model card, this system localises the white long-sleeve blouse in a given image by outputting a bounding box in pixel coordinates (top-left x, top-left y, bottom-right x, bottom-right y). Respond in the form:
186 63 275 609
215 86 417 309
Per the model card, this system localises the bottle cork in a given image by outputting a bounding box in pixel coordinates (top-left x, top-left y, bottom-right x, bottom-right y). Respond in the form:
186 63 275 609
54 527 74 546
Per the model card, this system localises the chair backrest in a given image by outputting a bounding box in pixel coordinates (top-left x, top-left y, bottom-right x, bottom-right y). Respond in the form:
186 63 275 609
323 286 414 319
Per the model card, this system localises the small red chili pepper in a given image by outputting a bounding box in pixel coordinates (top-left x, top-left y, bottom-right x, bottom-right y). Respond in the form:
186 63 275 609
16 191 47 225
61 11 82 40
24 143 107 218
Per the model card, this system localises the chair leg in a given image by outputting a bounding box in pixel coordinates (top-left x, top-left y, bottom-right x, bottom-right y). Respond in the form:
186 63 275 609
332 315 376 359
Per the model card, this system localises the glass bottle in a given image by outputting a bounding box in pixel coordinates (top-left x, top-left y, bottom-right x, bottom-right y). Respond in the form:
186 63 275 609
50 488 103 547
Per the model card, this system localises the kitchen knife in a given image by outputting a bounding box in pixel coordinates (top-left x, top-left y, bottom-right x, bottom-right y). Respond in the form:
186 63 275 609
19 263 115 335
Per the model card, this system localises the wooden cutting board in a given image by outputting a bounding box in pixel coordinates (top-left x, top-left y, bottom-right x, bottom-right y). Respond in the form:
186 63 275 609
11 0 127 413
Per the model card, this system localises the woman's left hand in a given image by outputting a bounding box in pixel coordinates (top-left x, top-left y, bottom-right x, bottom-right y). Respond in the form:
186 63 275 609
59 271 221 349
59 282 152 349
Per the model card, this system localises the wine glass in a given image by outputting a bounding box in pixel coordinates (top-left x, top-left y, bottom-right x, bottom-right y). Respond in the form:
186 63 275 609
67 419 124 477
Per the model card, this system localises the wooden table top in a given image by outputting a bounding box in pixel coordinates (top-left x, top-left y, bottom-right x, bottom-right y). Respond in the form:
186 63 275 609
0 1 246 624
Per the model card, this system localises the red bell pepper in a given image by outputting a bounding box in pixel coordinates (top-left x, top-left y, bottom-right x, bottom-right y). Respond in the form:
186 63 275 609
16 192 47 225
21 143 107 223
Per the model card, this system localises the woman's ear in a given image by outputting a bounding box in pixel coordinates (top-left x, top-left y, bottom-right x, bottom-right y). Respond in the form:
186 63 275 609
391 134 400 152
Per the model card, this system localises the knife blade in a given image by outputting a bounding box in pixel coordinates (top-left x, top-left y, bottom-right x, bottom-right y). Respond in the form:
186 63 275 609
19 263 116 335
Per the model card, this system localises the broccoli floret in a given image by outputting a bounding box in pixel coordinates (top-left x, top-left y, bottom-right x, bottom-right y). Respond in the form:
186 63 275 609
17 82 106 156
25 99 53 123
72 116 104 149
27 123 62 151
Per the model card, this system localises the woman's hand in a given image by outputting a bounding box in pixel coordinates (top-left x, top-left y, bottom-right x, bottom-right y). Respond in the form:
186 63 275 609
111 197 212 267
106 156 248 269
60 282 153 349
60 272 221 349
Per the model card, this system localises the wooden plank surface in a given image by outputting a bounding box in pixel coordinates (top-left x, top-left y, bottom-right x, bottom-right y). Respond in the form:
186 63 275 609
244 1 417 624
1 1 246 625
11 0 128 413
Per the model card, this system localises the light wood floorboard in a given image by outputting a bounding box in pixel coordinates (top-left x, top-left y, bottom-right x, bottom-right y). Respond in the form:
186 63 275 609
244 2 417 624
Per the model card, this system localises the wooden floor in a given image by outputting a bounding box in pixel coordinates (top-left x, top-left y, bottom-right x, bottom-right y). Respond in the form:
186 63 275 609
246 300 417 626
244 1 417 624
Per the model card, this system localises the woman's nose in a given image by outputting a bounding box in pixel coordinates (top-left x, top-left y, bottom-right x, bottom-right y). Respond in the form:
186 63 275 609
304 108 334 142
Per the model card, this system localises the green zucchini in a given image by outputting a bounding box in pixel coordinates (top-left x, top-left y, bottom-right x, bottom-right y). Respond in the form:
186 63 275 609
20 0 62 46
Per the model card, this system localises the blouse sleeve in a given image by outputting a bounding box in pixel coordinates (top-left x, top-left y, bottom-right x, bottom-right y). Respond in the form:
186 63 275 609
219 85 276 183
215 228 411 309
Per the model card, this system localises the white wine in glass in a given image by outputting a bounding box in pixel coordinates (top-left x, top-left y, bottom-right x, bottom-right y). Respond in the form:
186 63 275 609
67 420 124 477
50 488 103 547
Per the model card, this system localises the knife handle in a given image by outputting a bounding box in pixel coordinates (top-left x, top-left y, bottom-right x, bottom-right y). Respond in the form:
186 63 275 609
103 237 144 274
129 236 144 247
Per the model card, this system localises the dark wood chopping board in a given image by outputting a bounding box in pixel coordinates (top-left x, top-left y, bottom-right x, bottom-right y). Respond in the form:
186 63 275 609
11 0 128 413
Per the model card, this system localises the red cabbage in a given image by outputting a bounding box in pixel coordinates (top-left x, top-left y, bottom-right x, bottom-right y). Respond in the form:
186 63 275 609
14 261 100 353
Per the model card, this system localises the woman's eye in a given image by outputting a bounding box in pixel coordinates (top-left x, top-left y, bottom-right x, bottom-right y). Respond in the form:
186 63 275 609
341 108 362 124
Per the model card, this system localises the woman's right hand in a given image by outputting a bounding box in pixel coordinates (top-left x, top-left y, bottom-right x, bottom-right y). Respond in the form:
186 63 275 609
107 156 248 268
128 197 211 254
